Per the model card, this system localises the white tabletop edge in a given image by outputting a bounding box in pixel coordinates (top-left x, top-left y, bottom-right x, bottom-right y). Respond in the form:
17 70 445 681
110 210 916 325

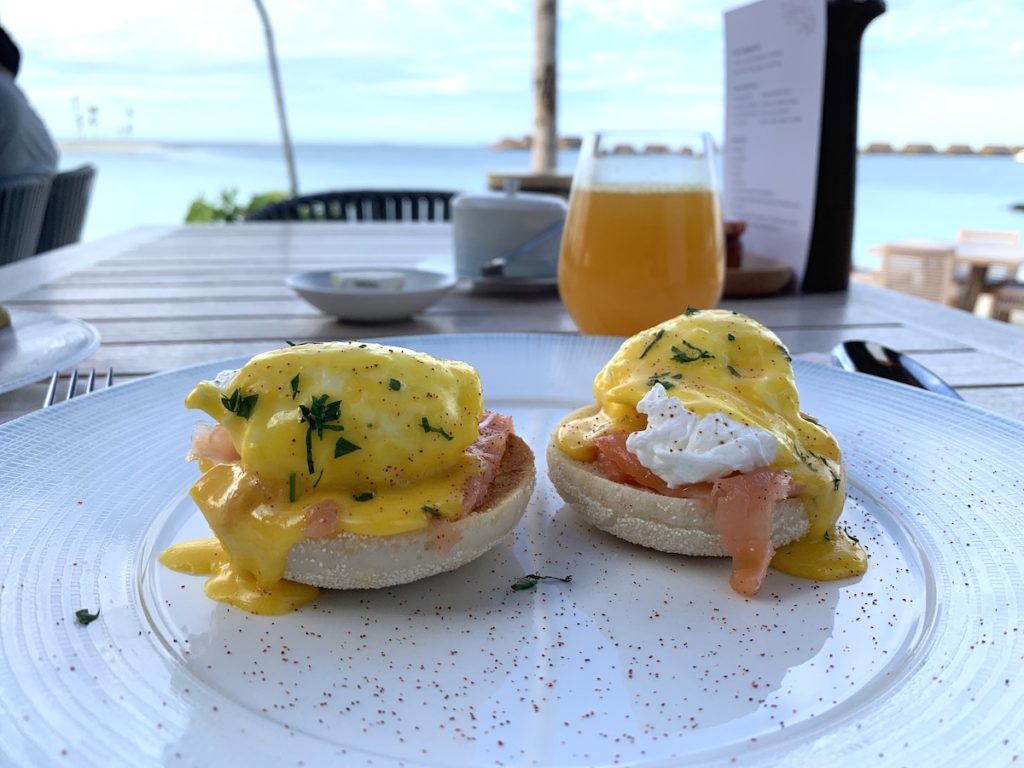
0 226 177 300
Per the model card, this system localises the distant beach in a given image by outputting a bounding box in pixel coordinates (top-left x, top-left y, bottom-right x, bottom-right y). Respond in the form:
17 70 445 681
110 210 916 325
57 139 173 153
57 141 1024 272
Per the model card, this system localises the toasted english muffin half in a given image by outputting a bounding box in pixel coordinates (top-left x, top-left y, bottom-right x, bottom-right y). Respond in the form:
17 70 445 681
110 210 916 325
546 406 808 557
285 434 535 589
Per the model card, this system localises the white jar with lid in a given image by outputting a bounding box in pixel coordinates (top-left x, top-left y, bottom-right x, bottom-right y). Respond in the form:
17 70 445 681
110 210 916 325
452 190 566 281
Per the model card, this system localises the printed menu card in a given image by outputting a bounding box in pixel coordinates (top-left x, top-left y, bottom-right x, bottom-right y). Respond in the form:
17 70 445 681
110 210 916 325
723 0 827 285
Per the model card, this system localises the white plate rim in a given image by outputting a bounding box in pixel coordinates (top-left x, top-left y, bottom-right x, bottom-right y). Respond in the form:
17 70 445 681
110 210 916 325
0 308 101 395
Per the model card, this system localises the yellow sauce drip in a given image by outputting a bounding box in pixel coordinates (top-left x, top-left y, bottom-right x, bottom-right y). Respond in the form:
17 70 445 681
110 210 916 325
160 537 319 615
772 527 868 580
555 310 868 582
158 537 224 574
204 562 319 615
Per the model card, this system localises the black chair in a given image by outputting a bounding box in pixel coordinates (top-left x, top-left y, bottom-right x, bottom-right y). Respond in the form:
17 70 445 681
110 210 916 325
0 175 52 265
35 164 97 254
245 189 456 222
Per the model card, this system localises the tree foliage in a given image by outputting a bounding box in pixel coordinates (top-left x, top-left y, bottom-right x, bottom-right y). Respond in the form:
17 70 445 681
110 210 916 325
185 188 286 223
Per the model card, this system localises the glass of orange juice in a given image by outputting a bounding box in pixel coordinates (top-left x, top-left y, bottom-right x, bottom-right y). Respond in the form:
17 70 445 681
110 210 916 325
558 130 724 336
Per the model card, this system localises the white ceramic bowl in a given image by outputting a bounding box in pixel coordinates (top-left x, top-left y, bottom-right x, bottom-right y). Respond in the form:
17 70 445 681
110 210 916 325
285 268 456 322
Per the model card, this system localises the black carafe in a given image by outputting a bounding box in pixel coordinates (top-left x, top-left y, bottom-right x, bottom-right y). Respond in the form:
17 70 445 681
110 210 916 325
801 0 886 292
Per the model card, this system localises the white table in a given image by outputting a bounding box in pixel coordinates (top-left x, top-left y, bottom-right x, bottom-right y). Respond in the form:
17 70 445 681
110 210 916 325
3 222 1024 422
880 237 1024 310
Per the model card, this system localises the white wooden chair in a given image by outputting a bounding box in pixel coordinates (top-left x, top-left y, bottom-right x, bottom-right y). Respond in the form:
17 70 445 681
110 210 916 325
959 230 1024 321
992 287 1024 322
879 243 959 306
956 229 1021 295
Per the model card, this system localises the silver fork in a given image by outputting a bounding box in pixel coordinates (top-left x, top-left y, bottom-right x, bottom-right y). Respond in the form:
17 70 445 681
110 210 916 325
43 368 115 408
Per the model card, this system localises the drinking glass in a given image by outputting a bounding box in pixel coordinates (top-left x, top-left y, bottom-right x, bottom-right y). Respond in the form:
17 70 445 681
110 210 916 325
557 130 724 335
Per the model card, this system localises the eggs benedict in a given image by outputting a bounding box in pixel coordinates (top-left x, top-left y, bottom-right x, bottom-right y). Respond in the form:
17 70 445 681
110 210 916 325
160 341 535 615
547 309 867 596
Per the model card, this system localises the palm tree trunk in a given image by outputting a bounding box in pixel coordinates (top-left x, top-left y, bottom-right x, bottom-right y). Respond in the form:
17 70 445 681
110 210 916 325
532 0 557 174
253 0 299 196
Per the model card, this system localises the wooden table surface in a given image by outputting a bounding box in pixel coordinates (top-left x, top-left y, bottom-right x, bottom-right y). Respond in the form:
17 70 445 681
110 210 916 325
3 222 1024 424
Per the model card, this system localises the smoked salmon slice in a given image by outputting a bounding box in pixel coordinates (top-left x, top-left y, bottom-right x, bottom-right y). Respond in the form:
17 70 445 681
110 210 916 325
592 432 713 500
712 471 792 596
462 411 515 514
189 423 241 464
303 499 339 538
593 431 792 596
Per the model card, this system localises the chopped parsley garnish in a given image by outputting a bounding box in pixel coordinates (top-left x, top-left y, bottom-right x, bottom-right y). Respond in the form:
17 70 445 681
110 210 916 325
302 394 341 435
794 447 817 472
221 388 258 420
420 417 453 441
334 436 361 458
352 491 374 502
727 333 736 341
299 394 345 474
671 340 714 364
285 340 314 347
647 372 683 390
807 450 842 491
288 473 296 502
684 307 700 316
290 373 300 399
776 343 793 362
511 574 573 592
422 505 441 517
75 608 100 626
388 378 402 391
727 364 741 377
639 329 664 359
843 526 860 544
823 530 831 541
313 468 324 488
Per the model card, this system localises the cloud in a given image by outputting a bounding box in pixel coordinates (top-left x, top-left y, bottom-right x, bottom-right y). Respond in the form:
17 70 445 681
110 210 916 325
563 0 731 32
3 0 1021 145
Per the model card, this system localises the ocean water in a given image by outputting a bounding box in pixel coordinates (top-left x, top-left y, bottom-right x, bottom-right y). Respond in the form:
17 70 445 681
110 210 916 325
59 143 1023 271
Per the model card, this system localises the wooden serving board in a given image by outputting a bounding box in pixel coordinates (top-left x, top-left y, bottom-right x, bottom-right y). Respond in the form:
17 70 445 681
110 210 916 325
724 254 794 297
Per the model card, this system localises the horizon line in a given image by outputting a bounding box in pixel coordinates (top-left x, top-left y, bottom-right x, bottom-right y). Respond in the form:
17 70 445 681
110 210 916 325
55 138 1024 156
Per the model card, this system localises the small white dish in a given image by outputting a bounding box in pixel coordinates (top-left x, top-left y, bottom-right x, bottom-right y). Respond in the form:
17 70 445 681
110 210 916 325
0 309 101 395
286 268 456 322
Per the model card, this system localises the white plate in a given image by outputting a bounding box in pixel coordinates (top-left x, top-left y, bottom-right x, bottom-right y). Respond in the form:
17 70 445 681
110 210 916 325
0 309 101 395
286 268 456 322
1 333 1022 767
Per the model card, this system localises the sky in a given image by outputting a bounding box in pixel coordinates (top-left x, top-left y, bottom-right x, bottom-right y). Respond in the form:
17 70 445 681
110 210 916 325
1 0 1022 148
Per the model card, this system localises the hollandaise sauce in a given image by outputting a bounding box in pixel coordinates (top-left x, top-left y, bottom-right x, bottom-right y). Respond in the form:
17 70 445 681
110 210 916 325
160 341 486 615
555 309 868 583
160 538 320 615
